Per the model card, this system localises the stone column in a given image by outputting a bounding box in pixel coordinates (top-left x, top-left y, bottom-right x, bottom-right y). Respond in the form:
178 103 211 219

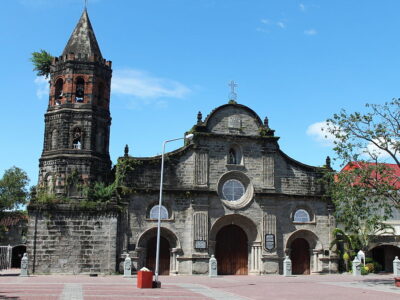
311 250 319 274
170 248 180 275
250 243 261 274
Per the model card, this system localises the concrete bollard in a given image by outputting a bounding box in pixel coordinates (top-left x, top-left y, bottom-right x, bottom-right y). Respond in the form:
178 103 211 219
352 257 361 276
20 253 29 277
283 256 292 276
123 254 132 278
393 256 400 277
209 255 218 277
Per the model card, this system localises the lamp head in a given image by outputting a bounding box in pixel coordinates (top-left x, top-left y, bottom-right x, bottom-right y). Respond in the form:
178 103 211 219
185 133 194 140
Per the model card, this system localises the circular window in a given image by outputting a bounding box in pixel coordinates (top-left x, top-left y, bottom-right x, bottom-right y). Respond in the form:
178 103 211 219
217 171 254 209
222 179 245 201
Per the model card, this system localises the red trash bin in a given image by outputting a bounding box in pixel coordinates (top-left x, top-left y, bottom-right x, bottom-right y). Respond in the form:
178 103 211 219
137 270 153 288
395 277 400 288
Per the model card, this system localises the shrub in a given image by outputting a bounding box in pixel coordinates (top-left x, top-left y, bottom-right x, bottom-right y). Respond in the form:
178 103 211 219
361 265 369 275
365 263 375 273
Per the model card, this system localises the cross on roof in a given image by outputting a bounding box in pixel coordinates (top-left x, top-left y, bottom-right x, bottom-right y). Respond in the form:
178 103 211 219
228 80 238 101
229 80 237 94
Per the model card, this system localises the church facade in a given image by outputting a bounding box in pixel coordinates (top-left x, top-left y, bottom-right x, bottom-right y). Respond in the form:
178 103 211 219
27 10 337 275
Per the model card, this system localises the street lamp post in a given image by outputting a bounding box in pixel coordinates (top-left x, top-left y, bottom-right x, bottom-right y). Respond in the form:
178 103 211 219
154 133 194 286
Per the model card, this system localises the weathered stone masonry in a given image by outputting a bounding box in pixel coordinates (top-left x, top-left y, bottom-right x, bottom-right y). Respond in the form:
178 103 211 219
27 209 118 274
28 9 337 275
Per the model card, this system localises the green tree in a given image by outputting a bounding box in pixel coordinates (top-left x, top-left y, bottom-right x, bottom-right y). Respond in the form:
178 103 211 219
325 98 399 167
324 99 399 251
30 49 53 78
327 166 395 250
0 166 30 211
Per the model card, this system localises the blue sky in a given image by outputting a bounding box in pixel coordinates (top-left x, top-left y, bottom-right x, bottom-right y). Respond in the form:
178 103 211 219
1 0 400 186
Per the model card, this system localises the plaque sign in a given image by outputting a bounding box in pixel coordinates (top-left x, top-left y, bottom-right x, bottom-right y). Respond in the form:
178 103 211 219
228 116 241 129
195 240 207 249
265 234 275 251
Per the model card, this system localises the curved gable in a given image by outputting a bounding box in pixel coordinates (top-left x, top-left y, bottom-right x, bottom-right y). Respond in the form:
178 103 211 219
204 104 263 136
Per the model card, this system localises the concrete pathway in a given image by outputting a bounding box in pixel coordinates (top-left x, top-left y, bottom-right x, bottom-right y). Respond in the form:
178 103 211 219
0 270 399 299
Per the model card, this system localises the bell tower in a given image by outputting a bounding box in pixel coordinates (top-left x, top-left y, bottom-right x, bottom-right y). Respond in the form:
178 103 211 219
38 9 112 197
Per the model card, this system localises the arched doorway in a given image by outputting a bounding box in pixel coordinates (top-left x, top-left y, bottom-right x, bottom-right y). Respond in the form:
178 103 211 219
215 224 248 275
371 245 400 272
146 236 170 275
11 245 26 268
290 238 310 275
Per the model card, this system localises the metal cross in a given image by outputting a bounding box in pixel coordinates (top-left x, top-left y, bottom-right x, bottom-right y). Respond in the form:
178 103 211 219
229 80 238 94
84 0 88 9
228 80 238 101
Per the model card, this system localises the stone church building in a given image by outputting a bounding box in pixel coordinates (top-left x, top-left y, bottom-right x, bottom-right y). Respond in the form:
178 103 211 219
27 9 337 275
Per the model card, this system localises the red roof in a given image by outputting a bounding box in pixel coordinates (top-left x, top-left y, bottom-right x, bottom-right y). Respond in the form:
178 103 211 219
340 162 400 189
0 212 28 227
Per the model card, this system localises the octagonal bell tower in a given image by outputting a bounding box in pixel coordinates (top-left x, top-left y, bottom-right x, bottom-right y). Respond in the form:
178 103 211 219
38 9 112 198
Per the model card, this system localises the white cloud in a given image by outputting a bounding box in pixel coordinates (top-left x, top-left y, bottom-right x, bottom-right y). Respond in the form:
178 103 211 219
304 29 317 36
277 22 286 29
112 69 191 100
299 3 306 12
306 121 337 146
34 76 49 99
258 19 286 32
365 138 398 160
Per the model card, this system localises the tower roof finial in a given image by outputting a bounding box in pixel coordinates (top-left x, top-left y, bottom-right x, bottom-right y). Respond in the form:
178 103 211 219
62 8 102 58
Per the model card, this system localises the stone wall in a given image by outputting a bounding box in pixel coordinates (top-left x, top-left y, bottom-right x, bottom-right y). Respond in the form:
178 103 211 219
27 209 118 274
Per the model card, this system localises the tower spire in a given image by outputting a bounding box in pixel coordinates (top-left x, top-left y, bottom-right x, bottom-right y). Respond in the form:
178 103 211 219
62 9 102 58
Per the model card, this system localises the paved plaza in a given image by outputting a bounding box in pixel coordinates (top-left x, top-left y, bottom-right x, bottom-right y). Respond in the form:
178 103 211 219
1 270 400 300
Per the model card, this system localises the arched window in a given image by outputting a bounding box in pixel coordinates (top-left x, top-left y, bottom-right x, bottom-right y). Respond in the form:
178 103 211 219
149 205 169 219
51 129 58 150
228 149 237 164
72 128 82 149
97 82 104 106
227 145 242 165
55 78 63 103
293 209 310 223
75 77 85 102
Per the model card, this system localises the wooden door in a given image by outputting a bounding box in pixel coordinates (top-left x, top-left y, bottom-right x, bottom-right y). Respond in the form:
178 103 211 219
290 238 310 275
215 224 248 275
146 236 170 275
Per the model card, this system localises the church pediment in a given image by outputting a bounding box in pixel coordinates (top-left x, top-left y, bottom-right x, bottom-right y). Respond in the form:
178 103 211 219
203 104 264 136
